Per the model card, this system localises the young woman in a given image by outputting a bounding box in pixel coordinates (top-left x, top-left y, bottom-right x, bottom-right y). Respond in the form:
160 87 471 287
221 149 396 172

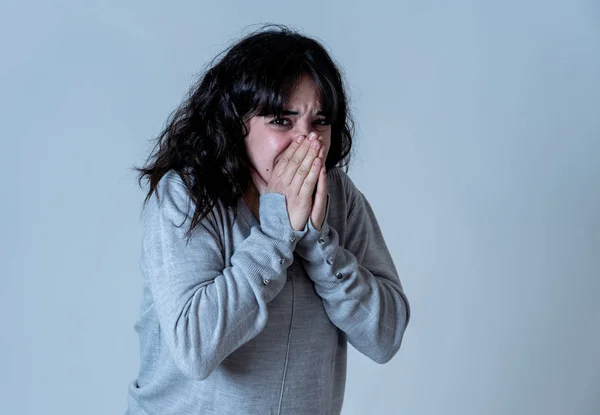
126 24 411 415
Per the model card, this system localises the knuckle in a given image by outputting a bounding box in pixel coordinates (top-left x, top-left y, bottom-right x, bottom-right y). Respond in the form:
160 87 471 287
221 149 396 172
302 178 315 189
297 165 310 176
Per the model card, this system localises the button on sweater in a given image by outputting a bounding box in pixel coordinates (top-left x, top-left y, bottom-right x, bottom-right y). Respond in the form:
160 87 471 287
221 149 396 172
126 167 411 415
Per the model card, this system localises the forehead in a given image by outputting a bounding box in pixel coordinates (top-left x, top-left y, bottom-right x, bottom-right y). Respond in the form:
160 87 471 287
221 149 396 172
285 75 322 107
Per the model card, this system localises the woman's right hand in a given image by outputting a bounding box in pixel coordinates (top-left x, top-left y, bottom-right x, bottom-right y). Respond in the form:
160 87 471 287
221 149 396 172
250 132 323 231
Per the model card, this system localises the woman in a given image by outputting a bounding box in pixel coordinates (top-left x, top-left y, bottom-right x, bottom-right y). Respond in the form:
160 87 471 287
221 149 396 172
127 24 411 415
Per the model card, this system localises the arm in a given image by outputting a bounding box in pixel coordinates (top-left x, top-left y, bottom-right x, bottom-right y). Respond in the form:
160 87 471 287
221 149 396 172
141 174 306 380
295 171 411 363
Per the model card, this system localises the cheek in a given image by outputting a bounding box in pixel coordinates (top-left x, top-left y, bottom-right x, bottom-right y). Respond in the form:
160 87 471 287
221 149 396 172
273 139 290 155
260 135 290 172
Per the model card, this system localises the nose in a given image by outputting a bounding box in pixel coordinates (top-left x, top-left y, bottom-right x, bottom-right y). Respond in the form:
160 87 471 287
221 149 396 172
292 119 314 140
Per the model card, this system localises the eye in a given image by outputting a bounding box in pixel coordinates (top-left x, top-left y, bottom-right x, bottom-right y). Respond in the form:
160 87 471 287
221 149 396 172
315 118 331 126
269 117 290 126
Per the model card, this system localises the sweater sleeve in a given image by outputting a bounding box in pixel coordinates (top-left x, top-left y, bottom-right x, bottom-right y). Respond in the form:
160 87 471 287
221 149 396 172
294 171 411 364
140 174 307 380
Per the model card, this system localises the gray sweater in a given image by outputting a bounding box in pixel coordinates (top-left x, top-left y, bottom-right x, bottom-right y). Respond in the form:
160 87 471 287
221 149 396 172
126 167 410 415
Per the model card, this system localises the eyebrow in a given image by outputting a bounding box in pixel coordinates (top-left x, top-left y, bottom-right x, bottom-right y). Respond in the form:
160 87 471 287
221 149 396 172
281 109 327 116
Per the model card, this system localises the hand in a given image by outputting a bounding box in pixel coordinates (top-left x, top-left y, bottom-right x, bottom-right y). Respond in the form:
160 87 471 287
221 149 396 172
250 132 323 231
309 144 327 231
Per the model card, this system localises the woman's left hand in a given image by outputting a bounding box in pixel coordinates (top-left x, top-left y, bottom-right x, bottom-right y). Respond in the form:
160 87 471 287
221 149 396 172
309 145 327 231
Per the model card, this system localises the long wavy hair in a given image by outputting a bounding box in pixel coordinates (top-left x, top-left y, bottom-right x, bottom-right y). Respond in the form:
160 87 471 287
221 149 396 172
134 24 355 238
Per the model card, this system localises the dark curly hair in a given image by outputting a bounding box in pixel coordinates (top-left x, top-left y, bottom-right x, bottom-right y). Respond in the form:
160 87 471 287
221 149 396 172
134 24 355 237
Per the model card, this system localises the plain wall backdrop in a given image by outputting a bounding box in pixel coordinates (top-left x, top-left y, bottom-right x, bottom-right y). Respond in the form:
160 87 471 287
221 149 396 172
2 1 599 414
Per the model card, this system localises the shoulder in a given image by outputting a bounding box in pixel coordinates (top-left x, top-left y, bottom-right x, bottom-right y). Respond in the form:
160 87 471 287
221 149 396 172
163 171 230 238
328 166 362 194
156 170 190 200
142 170 194 221
140 171 228 249
327 166 363 210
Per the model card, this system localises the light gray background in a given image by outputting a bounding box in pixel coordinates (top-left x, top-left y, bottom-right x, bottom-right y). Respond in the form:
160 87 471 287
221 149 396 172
2 1 599 414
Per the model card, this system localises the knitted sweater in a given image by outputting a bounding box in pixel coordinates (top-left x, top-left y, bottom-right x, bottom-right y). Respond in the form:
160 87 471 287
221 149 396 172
126 167 410 414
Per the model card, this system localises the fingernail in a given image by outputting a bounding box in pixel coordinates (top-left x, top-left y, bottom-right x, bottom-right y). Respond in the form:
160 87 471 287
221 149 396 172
296 135 305 143
309 132 317 141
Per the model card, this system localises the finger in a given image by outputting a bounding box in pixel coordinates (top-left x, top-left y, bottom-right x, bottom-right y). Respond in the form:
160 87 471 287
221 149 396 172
315 166 327 204
249 167 268 195
310 167 327 230
273 134 307 178
298 156 322 200
280 132 318 185
290 135 322 194
318 140 325 160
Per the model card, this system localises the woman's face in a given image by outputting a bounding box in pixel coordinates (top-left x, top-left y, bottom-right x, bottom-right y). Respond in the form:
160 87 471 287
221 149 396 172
244 74 332 184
